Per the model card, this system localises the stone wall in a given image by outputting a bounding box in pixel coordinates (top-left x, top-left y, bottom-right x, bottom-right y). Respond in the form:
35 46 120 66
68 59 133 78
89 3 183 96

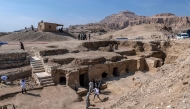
145 57 162 73
31 47 68 57
0 50 29 69
88 59 137 81
0 66 32 81
82 41 117 50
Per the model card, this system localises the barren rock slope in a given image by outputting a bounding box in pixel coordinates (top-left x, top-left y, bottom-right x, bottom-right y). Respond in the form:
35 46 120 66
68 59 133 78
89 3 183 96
99 10 190 30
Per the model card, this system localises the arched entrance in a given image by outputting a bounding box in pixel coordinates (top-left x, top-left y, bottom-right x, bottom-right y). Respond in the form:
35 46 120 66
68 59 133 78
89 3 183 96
60 77 66 85
102 72 107 78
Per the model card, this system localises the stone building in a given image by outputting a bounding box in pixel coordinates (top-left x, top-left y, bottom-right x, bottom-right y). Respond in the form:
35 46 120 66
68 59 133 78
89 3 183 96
37 21 63 32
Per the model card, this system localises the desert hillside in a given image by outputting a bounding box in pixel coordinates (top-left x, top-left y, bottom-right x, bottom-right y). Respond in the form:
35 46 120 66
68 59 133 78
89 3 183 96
94 24 170 40
99 10 190 30
69 10 190 36
0 31 76 42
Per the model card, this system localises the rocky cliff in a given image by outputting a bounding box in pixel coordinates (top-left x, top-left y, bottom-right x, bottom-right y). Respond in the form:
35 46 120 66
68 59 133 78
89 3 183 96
99 10 190 30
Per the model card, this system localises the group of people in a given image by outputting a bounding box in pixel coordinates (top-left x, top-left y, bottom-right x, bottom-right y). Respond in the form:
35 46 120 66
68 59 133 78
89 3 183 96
86 79 102 109
78 33 91 41
1 75 27 94
58 28 63 32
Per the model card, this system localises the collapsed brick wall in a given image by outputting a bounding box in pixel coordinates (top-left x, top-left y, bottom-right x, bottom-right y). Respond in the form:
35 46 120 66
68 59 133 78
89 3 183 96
0 50 29 69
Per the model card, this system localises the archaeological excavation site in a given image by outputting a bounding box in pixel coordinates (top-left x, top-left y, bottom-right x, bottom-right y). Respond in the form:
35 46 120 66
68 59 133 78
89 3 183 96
1 38 190 109
1 7 190 109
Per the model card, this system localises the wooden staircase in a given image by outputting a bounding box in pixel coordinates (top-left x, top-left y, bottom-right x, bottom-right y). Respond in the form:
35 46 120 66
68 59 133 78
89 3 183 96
30 57 55 87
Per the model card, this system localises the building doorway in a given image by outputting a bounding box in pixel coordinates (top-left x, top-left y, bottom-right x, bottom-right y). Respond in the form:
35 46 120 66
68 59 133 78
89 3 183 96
60 77 66 85
126 68 129 73
113 67 119 77
79 73 89 87
156 60 161 68
102 72 107 78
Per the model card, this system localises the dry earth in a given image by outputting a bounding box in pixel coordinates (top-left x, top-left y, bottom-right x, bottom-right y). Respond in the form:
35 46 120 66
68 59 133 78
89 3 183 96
94 24 169 40
1 30 190 109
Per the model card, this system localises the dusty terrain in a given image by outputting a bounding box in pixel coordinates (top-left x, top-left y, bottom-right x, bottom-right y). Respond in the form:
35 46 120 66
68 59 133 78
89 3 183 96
0 31 75 42
70 10 190 35
94 24 168 40
1 38 190 109
0 10 190 108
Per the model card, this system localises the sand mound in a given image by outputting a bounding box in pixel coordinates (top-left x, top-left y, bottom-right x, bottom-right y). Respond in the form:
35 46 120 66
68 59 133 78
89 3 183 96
0 31 76 42
94 24 169 40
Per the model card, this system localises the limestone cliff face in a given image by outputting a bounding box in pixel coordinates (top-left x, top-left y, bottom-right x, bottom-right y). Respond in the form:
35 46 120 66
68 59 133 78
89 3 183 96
99 11 190 29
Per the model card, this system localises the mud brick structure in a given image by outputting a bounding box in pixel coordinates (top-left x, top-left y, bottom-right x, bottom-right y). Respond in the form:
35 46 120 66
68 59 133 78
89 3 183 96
0 50 29 69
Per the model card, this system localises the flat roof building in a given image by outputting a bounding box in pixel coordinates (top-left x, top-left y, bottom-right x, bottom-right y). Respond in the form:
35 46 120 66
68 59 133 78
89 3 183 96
38 21 63 32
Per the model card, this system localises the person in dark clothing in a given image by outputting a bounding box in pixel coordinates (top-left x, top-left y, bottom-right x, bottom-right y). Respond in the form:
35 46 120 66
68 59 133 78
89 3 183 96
20 42 25 50
84 33 87 40
89 34 91 41
95 81 98 88
78 34 80 40
98 80 102 93
92 79 95 88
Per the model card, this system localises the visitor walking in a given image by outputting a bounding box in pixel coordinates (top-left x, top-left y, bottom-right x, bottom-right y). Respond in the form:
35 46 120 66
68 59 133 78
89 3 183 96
20 78 27 94
1 75 9 84
93 87 102 101
89 81 94 93
86 92 90 109
20 42 25 50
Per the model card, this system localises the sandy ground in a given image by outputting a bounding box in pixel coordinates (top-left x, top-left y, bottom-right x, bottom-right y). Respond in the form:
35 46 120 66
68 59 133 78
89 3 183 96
94 24 170 40
0 72 150 109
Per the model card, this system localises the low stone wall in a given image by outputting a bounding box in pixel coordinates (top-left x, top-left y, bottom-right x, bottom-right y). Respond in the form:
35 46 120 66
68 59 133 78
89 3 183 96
143 43 158 51
82 41 117 50
0 50 29 69
31 47 69 57
0 66 32 81
115 49 136 56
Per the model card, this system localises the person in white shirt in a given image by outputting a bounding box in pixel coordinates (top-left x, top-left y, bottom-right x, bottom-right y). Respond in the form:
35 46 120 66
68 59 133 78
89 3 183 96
1 75 9 84
20 78 27 93
89 81 94 93
93 87 102 101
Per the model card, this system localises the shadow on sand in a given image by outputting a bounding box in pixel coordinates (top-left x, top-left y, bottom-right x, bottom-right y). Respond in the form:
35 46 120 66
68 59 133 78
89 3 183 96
25 92 40 97
101 97 109 102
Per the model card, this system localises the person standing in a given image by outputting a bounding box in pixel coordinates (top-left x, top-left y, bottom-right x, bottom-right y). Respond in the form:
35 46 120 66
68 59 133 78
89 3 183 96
89 81 94 93
88 34 91 41
78 33 80 40
20 78 27 94
92 79 95 88
86 92 90 109
1 75 9 84
20 42 25 50
98 80 102 93
84 33 87 40
93 87 102 101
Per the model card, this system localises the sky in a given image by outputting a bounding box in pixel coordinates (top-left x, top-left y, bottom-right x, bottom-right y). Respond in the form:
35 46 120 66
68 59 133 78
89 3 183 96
0 0 190 32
